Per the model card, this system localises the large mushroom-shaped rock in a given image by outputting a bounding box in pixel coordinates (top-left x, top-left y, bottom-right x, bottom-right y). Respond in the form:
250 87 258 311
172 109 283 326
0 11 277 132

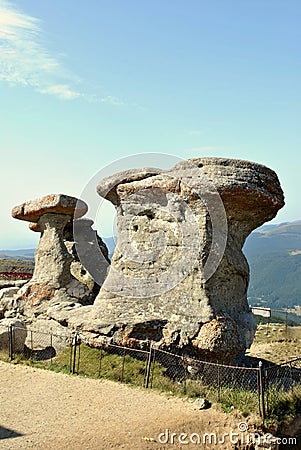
88 158 284 362
12 194 91 313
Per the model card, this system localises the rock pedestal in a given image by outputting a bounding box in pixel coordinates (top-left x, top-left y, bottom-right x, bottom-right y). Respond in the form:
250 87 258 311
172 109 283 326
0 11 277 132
90 158 284 362
29 217 110 294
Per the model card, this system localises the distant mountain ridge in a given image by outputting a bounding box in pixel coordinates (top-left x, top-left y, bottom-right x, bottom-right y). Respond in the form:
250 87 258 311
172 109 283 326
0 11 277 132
0 249 35 261
244 221 301 256
243 220 301 309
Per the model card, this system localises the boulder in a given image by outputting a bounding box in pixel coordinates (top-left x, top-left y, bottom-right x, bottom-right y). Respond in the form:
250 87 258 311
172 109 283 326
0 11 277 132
194 398 211 410
0 286 19 300
0 318 27 353
86 158 284 362
24 319 72 353
0 280 28 289
0 286 26 319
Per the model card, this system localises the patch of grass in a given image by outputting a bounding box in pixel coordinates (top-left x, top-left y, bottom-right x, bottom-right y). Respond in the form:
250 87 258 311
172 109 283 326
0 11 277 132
218 387 259 417
0 349 10 362
249 324 301 365
9 352 71 374
70 345 147 386
287 326 301 340
265 386 301 434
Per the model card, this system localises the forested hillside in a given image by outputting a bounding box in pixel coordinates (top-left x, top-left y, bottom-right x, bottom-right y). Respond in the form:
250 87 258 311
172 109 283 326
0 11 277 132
243 221 301 308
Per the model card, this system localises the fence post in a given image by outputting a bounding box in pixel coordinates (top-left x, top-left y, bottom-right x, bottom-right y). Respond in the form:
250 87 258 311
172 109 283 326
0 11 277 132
98 346 103 378
285 309 288 338
8 324 13 360
217 365 221 402
50 333 53 365
30 330 33 352
71 333 79 375
182 357 187 395
121 349 126 382
145 344 153 389
258 361 266 423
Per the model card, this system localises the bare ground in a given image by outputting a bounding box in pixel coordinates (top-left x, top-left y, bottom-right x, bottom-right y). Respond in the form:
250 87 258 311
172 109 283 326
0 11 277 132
0 361 245 450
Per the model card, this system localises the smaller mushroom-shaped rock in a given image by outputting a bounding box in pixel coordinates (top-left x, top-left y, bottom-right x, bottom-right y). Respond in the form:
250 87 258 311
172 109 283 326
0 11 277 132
12 194 90 311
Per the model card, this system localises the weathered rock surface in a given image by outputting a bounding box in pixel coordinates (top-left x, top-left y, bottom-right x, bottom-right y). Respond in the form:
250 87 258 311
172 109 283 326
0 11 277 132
12 194 93 316
0 284 28 319
30 217 110 294
12 194 88 222
0 280 28 289
86 158 284 362
0 286 19 301
0 318 27 352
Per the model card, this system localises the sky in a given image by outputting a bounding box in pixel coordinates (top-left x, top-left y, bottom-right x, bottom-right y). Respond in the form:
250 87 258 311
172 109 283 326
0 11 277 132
0 0 300 249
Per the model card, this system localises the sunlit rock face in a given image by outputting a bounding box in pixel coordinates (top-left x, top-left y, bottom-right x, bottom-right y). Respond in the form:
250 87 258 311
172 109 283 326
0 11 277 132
11 195 97 317
88 158 284 362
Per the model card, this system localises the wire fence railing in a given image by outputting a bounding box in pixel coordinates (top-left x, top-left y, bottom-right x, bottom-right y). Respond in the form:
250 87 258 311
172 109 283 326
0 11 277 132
1 323 301 424
264 358 301 422
252 306 301 328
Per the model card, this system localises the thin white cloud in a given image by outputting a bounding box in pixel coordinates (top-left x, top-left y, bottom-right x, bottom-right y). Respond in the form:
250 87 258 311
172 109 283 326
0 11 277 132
0 0 123 104
38 84 80 100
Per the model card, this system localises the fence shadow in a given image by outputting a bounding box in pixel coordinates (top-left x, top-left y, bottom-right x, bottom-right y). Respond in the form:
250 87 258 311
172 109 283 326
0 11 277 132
0 425 23 440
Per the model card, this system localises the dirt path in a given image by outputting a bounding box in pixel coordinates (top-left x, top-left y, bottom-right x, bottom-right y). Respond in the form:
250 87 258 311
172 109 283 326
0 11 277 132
0 361 242 449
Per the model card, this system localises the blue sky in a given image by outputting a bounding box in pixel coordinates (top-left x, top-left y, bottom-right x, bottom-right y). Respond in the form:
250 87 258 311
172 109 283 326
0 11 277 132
0 0 300 249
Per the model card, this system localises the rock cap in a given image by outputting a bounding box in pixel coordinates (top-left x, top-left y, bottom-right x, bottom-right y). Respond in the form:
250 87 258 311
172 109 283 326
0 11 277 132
12 194 88 222
97 168 162 204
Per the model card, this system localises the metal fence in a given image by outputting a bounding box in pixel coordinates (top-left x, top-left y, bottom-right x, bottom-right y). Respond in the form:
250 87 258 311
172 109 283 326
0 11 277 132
252 307 301 327
264 358 301 421
1 323 301 424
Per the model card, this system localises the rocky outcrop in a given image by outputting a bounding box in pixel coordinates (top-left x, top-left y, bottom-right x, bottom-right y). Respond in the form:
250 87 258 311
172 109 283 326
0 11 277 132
86 158 284 362
0 281 28 319
11 194 93 317
0 318 27 353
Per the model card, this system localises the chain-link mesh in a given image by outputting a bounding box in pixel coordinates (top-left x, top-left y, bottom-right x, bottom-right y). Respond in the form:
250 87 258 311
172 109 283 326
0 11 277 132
264 358 301 417
7 325 73 372
149 348 187 395
1 322 301 422
74 341 149 386
0 324 10 360
146 349 261 417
